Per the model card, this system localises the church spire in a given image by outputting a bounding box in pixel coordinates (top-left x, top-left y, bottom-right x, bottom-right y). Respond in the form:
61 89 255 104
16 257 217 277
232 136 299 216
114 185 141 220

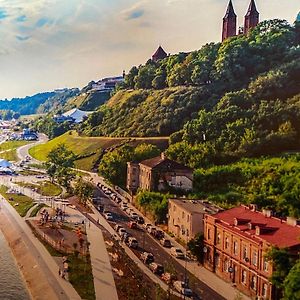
222 0 237 41
244 0 259 35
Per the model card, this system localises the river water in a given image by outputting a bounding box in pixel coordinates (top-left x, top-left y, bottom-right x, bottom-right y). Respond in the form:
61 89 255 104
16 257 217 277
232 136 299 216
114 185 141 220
0 231 30 300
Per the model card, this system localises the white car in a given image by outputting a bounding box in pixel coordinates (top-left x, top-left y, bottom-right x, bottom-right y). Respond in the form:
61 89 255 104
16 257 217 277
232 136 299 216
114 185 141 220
173 281 193 297
170 247 185 259
118 227 127 237
104 212 113 221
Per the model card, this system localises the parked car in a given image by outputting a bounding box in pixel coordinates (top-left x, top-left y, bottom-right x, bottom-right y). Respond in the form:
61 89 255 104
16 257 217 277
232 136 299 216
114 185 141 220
114 224 123 232
160 238 172 248
153 229 164 240
137 216 145 224
149 263 164 275
161 272 177 284
173 281 193 297
121 203 128 210
147 226 156 235
118 227 127 237
104 212 113 221
170 247 185 259
97 205 104 213
140 252 154 264
143 223 152 230
129 221 138 229
128 237 138 249
130 212 139 220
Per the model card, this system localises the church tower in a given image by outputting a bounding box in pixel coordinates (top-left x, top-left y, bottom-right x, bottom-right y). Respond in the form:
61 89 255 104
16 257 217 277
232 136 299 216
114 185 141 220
244 0 259 35
222 0 237 42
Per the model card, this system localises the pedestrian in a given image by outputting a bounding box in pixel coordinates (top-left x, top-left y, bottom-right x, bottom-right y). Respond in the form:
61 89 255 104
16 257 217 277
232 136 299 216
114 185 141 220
58 268 61 277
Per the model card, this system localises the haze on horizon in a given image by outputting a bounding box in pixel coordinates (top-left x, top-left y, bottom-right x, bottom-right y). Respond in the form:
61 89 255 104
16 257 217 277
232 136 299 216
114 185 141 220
0 0 298 100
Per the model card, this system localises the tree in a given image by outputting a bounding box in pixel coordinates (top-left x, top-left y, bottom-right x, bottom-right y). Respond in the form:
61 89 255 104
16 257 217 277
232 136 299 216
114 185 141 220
265 247 293 294
187 233 204 263
283 259 300 300
74 178 94 206
46 144 76 190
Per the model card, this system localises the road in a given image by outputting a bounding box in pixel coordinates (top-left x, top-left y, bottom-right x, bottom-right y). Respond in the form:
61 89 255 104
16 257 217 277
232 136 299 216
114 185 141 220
93 187 225 300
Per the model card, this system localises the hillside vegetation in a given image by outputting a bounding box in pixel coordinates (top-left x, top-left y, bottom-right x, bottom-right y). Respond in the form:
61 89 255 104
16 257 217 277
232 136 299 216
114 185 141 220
81 20 300 141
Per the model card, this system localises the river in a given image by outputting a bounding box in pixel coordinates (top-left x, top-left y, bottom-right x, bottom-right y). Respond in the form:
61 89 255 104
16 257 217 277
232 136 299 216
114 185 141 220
0 231 30 300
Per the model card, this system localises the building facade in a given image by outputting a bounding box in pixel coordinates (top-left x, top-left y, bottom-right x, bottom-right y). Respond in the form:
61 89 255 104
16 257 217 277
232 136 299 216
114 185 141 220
126 153 193 193
204 205 300 299
168 199 221 243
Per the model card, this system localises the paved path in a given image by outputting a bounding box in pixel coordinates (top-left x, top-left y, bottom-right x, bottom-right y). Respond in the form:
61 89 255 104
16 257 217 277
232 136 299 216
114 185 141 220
0 196 81 300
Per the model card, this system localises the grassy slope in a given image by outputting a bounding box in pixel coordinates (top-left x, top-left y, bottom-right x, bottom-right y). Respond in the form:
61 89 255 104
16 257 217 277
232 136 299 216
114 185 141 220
16 181 62 197
0 185 34 217
0 140 33 161
29 130 169 170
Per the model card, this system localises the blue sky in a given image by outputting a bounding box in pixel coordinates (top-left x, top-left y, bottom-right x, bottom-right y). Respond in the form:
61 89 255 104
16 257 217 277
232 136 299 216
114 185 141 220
0 0 298 99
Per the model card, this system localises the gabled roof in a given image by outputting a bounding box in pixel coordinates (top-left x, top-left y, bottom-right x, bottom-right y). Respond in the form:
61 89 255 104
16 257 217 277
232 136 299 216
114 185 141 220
245 0 259 17
212 206 300 248
152 46 168 61
224 0 236 19
140 155 192 172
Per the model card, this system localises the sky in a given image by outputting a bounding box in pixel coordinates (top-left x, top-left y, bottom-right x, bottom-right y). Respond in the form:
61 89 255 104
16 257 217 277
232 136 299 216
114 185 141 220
0 0 298 99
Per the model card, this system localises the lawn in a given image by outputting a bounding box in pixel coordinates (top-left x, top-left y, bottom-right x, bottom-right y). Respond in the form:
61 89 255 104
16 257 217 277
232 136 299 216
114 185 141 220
29 203 47 217
0 140 32 152
0 185 35 217
0 149 18 161
29 130 169 171
16 181 62 197
68 254 95 300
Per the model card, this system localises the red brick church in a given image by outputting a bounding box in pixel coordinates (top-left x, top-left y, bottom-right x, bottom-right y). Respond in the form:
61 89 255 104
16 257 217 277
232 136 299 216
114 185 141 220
222 0 259 41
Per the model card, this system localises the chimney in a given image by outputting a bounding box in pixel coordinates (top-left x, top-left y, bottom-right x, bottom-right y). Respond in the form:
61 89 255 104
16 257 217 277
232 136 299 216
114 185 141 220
250 204 258 211
255 226 260 236
161 152 166 160
287 217 298 227
122 70 126 78
262 209 272 218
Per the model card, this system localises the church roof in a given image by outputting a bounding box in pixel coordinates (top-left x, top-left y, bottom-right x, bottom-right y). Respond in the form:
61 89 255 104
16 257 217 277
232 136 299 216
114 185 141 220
245 0 259 17
152 46 168 61
224 0 236 19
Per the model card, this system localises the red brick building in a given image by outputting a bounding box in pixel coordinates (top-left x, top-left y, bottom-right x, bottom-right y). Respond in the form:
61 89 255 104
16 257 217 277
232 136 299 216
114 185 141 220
204 205 300 299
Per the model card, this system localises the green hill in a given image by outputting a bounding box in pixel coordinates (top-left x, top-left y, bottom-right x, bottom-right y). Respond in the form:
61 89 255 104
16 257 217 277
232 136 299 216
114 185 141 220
29 131 169 171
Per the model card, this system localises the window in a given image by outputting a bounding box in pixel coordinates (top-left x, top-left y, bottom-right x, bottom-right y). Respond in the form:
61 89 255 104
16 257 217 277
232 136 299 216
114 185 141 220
182 211 185 219
173 205 176 212
243 246 248 262
207 229 211 240
241 270 247 285
215 253 220 268
187 215 190 222
186 229 189 237
216 232 221 244
225 237 229 249
250 275 257 291
233 241 238 255
263 258 269 272
223 259 229 272
262 283 268 298
253 251 258 266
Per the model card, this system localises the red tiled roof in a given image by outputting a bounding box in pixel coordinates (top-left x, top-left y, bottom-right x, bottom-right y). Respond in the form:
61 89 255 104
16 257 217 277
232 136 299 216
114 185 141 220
140 156 192 171
212 206 300 248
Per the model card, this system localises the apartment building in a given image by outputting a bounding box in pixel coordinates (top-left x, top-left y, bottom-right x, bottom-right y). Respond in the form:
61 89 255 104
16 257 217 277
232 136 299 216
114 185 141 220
168 199 221 243
203 205 300 299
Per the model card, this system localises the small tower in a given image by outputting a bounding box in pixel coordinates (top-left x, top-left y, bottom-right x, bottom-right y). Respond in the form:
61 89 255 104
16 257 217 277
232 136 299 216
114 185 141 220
244 0 259 35
152 46 168 62
222 0 237 42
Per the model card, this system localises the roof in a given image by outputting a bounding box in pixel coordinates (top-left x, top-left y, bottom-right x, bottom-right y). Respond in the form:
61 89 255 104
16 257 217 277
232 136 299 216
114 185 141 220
140 155 192 172
245 0 259 17
224 0 236 19
297 12 300 22
170 199 221 215
62 108 92 123
152 46 168 61
212 206 300 248
0 159 12 168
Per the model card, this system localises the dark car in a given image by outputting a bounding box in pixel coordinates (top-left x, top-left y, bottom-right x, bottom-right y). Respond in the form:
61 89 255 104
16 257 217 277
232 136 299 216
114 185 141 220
141 252 154 264
137 216 145 224
149 263 164 275
97 205 104 213
153 230 164 240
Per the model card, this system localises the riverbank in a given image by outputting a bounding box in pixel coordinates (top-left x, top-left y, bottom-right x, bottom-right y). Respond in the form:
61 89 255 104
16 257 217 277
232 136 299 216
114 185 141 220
0 202 61 300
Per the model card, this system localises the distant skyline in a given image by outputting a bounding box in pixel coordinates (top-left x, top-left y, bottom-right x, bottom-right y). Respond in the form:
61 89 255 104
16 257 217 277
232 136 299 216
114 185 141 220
0 0 299 99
